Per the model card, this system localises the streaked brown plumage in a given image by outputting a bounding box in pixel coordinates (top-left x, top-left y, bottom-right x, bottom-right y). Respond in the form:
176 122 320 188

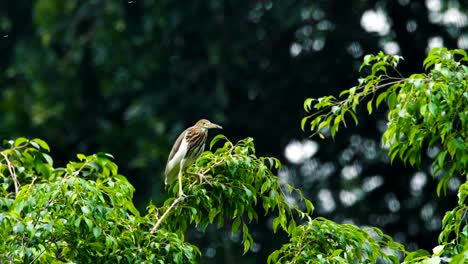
165 119 222 196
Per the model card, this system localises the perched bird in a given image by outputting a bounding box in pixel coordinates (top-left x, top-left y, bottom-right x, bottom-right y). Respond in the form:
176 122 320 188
165 119 222 196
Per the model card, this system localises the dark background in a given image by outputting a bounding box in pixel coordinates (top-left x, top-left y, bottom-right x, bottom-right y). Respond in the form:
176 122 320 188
1 0 467 263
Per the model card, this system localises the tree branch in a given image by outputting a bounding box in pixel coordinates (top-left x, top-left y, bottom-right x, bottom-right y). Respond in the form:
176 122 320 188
150 196 182 233
1 152 19 196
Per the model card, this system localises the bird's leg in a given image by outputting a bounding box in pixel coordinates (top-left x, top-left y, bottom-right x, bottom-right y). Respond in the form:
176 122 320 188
178 159 186 198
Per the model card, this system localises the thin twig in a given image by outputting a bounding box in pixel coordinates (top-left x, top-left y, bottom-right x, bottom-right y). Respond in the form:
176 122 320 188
1 152 19 196
151 196 182 233
30 248 46 263
336 78 405 105
188 171 213 186
28 176 37 192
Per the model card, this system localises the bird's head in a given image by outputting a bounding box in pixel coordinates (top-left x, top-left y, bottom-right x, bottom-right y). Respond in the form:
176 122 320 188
195 119 222 130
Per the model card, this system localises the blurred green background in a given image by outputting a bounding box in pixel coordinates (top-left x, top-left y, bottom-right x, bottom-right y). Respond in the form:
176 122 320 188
1 0 467 262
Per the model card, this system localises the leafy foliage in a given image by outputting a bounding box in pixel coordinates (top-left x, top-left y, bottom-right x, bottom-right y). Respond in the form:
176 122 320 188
0 138 198 263
433 179 468 263
303 48 468 194
301 48 468 263
7 46 468 262
149 135 313 253
0 136 315 263
268 217 404 264
301 50 404 139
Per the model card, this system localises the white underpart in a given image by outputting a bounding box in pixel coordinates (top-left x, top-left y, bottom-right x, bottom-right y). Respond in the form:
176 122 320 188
165 137 189 184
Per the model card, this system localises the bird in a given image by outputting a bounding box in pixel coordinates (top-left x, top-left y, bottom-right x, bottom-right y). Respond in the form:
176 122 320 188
165 119 222 197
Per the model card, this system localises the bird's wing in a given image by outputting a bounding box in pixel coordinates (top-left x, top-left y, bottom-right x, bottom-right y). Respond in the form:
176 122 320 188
167 129 186 164
165 129 188 184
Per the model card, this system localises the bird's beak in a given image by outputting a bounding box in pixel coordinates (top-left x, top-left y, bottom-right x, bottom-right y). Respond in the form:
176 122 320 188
209 123 222 129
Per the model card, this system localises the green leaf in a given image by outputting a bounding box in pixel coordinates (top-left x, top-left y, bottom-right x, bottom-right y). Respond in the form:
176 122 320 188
89 242 105 251
287 220 296 234
104 153 114 159
339 89 350 97
387 92 397 109
126 202 140 217
432 245 444 256
77 153 87 161
32 138 50 151
243 239 251 254
421 256 440 264
404 249 430 261
268 250 280 264
303 98 314 112
437 151 447 169
14 137 28 147
74 217 82 228
367 100 373 114
84 217 93 230
42 153 53 166
261 181 270 194
452 49 468 60
243 223 251 253
209 209 218 223
87 161 100 171
348 111 358 125
301 116 309 131
371 61 387 75
360 54 374 70
232 217 241 235
93 227 102 238
376 91 387 108
81 206 91 215
428 103 438 116
13 222 24 234
305 199 314 214
272 216 280 232
210 134 227 150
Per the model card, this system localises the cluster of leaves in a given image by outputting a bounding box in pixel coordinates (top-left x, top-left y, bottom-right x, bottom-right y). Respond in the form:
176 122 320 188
303 48 468 194
268 217 404 264
411 180 468 263
436 180 468 263
0 136 315 263
301 48 468 263
301 51 404 139
149 135 314 253
0 138 198 263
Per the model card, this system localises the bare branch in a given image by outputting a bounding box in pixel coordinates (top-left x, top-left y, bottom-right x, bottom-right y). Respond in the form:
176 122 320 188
1 152 20 196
